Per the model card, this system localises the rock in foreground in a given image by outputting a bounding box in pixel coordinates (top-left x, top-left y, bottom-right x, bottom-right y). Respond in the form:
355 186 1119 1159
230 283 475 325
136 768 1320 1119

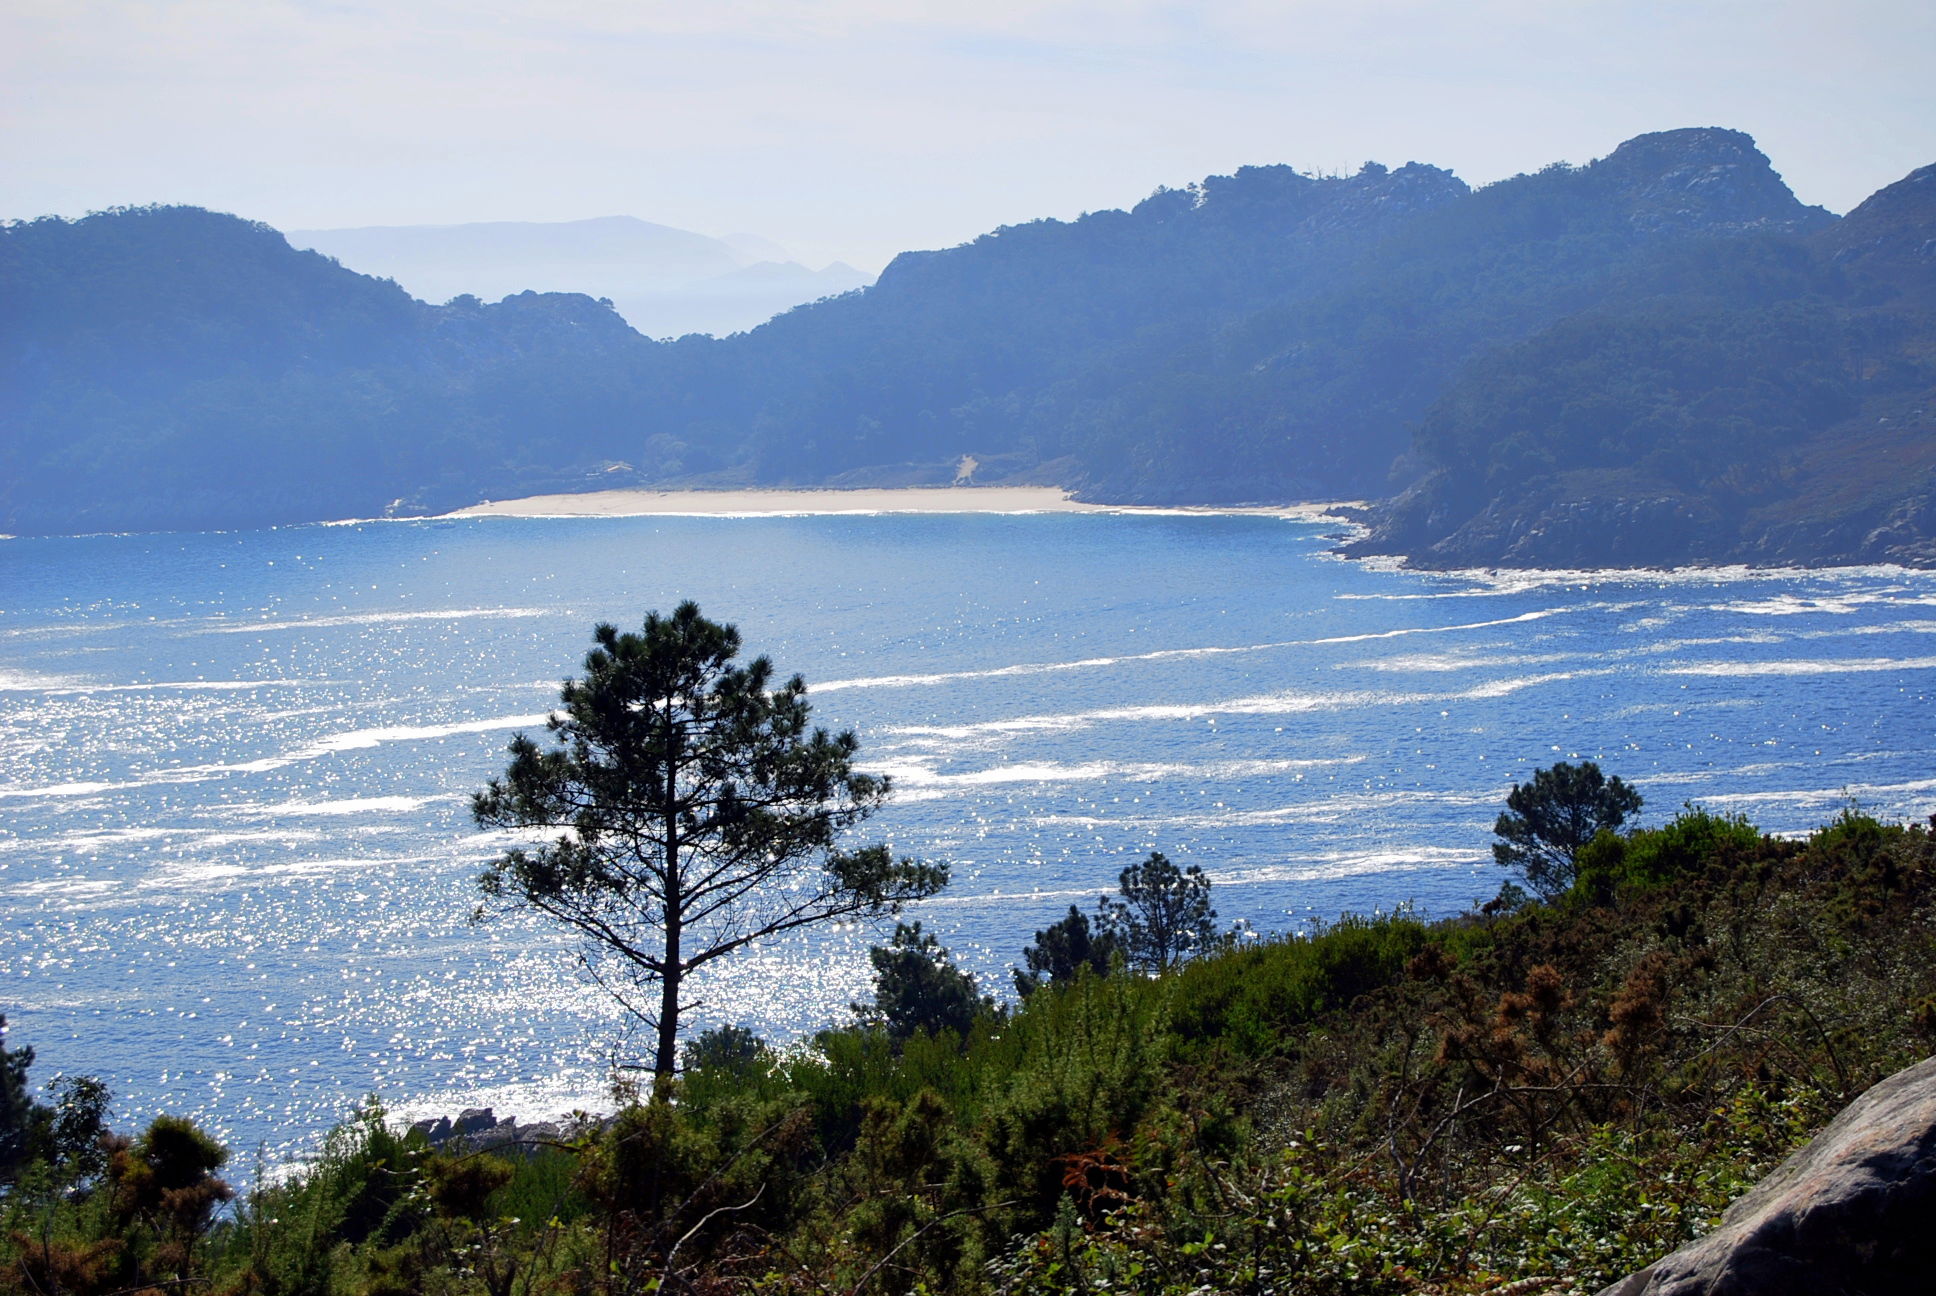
1599 1055 1936 1295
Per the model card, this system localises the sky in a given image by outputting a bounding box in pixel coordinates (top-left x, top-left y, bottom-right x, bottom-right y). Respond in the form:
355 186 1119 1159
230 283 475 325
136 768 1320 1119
4 0 1933 271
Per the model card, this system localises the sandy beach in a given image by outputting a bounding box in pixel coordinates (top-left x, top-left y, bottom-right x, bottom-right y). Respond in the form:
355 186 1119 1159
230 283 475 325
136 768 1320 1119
447 485 1351 520
449 485 1101 517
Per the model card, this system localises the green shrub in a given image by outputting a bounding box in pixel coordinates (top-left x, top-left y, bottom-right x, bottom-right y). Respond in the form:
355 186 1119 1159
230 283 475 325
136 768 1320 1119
1574 804 1762 902
1168 913 1430 1059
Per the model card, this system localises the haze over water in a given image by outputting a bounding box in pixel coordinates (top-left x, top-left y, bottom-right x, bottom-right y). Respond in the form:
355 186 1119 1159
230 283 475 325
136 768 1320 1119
4 510 1934 1164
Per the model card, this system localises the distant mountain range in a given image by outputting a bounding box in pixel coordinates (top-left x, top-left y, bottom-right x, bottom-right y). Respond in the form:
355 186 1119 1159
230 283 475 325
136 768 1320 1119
288 216 872 337
3 128 1932 567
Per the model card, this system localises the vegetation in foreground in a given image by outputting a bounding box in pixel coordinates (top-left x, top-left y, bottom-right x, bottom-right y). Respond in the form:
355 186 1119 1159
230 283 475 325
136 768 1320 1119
7 782 1935 1293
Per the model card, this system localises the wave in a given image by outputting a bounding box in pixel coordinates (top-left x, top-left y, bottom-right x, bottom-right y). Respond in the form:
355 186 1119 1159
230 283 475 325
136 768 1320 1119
0 668 85 691
0 779 127 801
1024 788 1502 832
1218 846 1488 888
230 795 454 818
0 668 349 695
1709 591 1936 617
141 850 450 890
1605 698 1759 719
0 714 551 802
295 715 553 756
884 671 1610 741
1609 622 1936 659
824 612 1581 695
1794 620 1936 639
1344 650 1573 673
1337 563 1936 606
41 678 342 696
2 877 125 901
1660 656 1936 677
1306 609 1567 647
0 825 182 853
871 754 1365 791
1700 775 1936 808
203 607 556 635
817 641 1308 692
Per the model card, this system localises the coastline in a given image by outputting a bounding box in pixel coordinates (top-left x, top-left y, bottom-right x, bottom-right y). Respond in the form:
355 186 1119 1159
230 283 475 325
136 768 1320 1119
444 485 1352 520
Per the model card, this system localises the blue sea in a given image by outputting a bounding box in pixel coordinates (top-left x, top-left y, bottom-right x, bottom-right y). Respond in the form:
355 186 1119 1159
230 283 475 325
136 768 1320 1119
3 508 1934 1164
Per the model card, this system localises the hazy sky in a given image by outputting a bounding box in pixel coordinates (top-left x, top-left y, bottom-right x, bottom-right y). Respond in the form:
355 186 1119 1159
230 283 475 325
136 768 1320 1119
4 0 1931 270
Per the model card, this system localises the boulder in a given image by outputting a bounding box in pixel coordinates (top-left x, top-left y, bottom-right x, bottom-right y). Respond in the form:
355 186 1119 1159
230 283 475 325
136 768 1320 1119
452 1107 497 1138
1597 1055 1936 1295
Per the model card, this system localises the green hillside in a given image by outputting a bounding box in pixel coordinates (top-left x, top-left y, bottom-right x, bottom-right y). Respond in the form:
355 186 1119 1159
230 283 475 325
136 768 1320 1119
6 794 1933 1292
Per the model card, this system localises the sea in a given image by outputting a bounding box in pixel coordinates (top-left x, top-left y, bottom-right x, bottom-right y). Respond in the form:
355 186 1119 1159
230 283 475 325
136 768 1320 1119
3 507 1934 1167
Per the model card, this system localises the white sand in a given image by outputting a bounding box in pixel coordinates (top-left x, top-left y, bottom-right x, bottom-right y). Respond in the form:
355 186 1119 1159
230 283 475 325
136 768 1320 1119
449 485 1101 517
447 486 1352 520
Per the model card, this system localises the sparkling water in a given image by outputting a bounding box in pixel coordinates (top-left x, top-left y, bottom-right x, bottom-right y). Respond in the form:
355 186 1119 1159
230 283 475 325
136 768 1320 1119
3 509 1933 1164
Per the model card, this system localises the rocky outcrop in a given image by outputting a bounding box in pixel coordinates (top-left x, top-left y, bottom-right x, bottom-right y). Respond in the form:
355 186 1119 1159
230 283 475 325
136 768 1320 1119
1597 1055 1936 1295
1343 472 1734 570
1348 472 1936 572
1740 481 1936 569
1817 164 1936 270
1590 127 1834 237
408 1106 580 1156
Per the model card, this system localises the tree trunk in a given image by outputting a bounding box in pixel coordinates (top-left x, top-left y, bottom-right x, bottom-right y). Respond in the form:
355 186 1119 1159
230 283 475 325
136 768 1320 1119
654 890 682 1092
654 735 682 1094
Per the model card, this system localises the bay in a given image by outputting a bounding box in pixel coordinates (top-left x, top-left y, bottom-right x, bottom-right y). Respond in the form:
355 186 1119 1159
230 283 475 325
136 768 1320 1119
3 509 1934 1164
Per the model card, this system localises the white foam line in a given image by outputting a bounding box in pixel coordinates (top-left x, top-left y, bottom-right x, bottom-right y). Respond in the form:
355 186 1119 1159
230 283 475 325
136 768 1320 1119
1344 651 1573 673
295 715 554 756
1025 789 1501 831
872 755 1363 789
0 780 124 800
230 795 454 818
3 878 124 899
1661 657 1936 677
203 608 555 635
1435 563 1936 593
0 669 86 691
139 853 443 888
0 826 182 852
1220 848 1487 886
1709 593 1936 617
820 611 1571 693
0 714 553 801
1626 634 1785 652
1701 776 1936 807
35 679 342 696
817 642 1304 691
1607 698 1760 718
885 670 1607 740
1304 609 1563 646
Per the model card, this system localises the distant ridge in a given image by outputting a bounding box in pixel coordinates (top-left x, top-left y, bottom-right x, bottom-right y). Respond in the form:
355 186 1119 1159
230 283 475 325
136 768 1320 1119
4 128 1933 566
290 215 875 337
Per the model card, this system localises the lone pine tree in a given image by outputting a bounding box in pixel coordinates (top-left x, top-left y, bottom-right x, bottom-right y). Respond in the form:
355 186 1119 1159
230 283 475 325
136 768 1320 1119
474 602 946 1083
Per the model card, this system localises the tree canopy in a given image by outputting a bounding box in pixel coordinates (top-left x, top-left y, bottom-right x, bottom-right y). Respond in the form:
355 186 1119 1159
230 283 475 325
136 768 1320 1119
854 921 996 1044
473 601 947 1081
1100 851 1219 973
1492 760 1644 898
1014 904 1120 997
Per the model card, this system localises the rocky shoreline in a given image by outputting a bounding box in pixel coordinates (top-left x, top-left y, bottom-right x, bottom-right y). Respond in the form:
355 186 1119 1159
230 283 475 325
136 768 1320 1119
408 1107 600 1155
1340 472 1936 572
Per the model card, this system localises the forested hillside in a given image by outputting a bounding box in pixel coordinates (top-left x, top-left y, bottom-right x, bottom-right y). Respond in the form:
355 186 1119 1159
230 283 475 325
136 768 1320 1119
1346 163 1936 567
5 128 1933 564
0 206 666 533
